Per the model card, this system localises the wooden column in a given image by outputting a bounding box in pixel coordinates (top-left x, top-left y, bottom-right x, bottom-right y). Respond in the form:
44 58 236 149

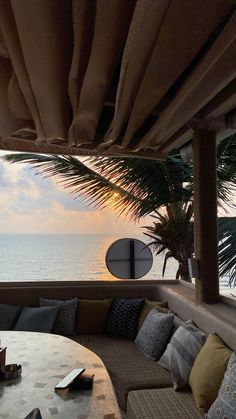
193 129 219 303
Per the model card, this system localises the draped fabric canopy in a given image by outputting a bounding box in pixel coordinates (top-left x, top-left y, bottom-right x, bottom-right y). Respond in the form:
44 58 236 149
0 0 235 159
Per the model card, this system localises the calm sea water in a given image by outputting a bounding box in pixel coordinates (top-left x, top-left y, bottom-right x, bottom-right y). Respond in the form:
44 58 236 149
0 234 231 293
0 234 178 281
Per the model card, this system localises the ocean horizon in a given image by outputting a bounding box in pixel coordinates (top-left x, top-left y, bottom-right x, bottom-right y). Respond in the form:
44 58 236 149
0 234 232 294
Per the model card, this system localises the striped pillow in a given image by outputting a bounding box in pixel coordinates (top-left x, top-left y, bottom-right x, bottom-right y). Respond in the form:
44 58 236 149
158 322 207 390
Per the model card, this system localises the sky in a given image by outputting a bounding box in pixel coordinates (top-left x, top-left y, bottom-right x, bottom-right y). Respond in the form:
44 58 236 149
0 151 235 235
0 151 144 235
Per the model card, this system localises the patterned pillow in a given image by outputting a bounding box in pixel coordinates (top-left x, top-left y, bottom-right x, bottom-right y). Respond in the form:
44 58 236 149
135 310 174 360
158 322 207 389
137 299 169 330
40 297 78 336
206 352 236 419
106 298 144 340
14 306 58 333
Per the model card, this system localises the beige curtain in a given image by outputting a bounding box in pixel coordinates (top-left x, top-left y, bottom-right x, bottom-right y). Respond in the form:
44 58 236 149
0 0 235 156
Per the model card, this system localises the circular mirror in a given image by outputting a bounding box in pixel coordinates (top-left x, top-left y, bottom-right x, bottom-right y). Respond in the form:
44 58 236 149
105 238 153 279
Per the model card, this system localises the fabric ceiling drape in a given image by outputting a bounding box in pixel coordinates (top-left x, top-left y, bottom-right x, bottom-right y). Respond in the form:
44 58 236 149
0 0 235 157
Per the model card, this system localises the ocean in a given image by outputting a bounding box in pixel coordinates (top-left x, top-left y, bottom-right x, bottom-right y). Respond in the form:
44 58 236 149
0 234 232 295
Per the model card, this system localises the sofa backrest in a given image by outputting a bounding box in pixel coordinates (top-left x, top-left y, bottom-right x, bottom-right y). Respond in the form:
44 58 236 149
0 280 235 351
0 280 164 306
157 284 236 351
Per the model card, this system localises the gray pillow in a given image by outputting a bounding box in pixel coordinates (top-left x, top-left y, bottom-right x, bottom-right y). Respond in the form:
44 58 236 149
14 306 58 333
171 314 185 335
158 322 207 390
135 310 174 360
40 297 78 336
0 303 22 330
160 319 193 368
206 352 236 419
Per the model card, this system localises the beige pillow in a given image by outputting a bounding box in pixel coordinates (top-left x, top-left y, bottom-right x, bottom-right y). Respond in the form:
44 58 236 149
189 334 232 413
137 298 169 330
76 299 112 334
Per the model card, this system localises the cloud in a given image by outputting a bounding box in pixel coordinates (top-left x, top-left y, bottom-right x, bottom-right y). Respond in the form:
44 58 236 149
0 151 142 235
0 163 8 188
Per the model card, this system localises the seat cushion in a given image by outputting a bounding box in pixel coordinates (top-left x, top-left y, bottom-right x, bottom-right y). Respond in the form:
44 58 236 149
127 388 203 419
73 334 172 410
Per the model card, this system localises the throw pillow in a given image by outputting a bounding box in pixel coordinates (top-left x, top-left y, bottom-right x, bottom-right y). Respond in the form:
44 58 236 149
206 352 236 419
14 306 58 333
0 303 22 330
158 320 193 370
189 334 232 413
40 297 78 336
171 315 185 335
106 298 144 340
158 322 207 390
76 299 112 334
135 310 174 360
138 298 169 330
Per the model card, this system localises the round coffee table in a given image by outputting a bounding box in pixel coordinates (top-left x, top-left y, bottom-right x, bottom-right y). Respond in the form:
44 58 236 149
0 331 121 419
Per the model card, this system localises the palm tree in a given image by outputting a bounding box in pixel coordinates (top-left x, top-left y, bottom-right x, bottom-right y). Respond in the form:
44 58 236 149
218 217 236 287
2 135 236 283
144 202 194 282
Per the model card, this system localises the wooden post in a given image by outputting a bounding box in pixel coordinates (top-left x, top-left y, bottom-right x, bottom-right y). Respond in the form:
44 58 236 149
193 129 220 303
0 347 6 367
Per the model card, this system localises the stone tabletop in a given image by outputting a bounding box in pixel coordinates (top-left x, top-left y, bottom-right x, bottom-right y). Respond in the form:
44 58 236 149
0 331 121 419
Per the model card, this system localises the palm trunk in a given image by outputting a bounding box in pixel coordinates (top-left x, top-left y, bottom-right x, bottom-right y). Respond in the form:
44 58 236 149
178 260 191 282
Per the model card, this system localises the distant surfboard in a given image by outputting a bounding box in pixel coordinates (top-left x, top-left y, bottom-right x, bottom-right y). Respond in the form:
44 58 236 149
106 238 153 279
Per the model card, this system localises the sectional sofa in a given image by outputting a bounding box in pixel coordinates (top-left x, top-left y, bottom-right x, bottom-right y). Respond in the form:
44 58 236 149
0 280 236 419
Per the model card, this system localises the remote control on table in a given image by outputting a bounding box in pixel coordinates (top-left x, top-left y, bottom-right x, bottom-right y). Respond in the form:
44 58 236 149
54 368 85 389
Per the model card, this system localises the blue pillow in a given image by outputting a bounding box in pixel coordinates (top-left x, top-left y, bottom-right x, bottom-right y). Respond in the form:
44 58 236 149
206 352 236 419
40 297 78 336
0 303 22 330
106 298 144 340
14 306 58 333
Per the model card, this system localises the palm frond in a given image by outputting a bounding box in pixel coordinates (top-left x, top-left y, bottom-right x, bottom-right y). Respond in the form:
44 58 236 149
1 153 143 219
218 217 236 281
143 202 194 280
217 135 236 210
91 154 192 200
228 266 236 288
162 251 174 277
1 152 192 219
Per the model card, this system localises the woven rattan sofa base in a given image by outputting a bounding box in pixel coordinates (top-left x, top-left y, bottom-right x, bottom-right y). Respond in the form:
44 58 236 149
127 388 203 419
73 334 172 410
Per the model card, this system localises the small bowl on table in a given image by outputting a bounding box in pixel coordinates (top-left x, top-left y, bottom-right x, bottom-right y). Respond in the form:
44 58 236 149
0 364 22 380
